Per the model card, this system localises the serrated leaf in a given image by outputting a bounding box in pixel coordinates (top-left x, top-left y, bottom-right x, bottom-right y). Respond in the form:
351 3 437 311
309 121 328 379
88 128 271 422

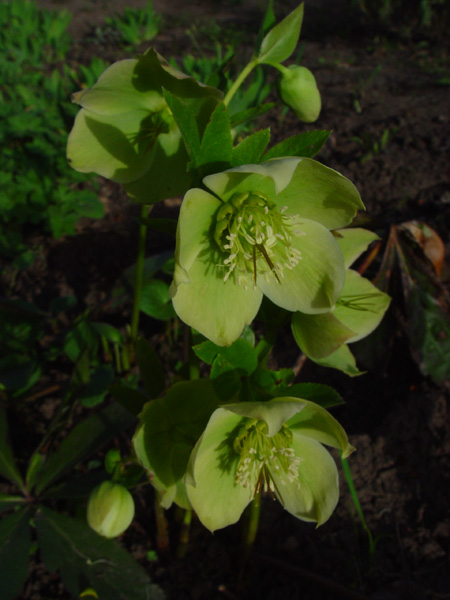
0 508 31 600
0 407 25 492
230 102 276 128
163 89 200 163
197 102 233 174
35 403 135 495
257 3 304 65
36 507 164 600
263 130 331 160
136 338 165 399
231 128 271 166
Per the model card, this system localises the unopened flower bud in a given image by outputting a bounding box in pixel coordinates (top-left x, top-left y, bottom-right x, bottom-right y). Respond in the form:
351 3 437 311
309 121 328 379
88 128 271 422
278 65 321 123
87 481 134 539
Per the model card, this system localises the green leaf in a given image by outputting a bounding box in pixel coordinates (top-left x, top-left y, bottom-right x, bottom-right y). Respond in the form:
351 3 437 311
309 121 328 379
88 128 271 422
257 3 304 65
163 89 200 163
136 338 165 399
35 403 135 495
230 102 276 128
263 130 331 160
0 494 26 513
193 338 258 375
0 508 31 600
276 383 344 408
64 319 98 362
92 323 123 345
26 452 45 492
79 365 115 408
140 279 176 321
0 407 25 492
197 102 233 175
140 217 177 237
108 383 149 416
35 507 164 600
133 380 220 509
231 128 271 166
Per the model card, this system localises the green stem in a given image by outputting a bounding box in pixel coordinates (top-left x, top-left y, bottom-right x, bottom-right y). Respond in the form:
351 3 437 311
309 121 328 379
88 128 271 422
223 59 259 107
176 509 192 559
130 204 150 345
241 496 261 564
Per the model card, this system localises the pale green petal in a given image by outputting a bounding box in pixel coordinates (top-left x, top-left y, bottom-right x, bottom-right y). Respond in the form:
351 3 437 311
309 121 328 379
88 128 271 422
284 398 355 458
172 188 221 276
67 108 154 182
186 409 253 532
257 218 345 313
123 127 192 204
133 380 220 509
203 169 277 203
171 248 263 346
73 58 166 115
335 269 391 343
313 343 364 377
225 398 307 436
271 433 339 525
171 188 263 345
292 311 356 359
274 158 364 230
335 228 379 268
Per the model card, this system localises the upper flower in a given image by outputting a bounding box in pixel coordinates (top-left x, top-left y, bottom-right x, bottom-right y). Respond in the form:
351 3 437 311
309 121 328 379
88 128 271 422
185 397 355 532
170 157 364 345
67 48 221 204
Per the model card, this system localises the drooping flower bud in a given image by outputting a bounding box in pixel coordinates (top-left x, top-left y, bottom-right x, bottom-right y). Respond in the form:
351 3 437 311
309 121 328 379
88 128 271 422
278 65 321 123
87 481 135 539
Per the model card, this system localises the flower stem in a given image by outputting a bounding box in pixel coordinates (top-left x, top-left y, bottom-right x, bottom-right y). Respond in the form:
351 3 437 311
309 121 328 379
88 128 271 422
130 204 151 345
223 59 259 107
241 495 261 565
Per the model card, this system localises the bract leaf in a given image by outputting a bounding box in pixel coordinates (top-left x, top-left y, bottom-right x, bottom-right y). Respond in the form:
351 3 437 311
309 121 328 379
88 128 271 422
197 102 233 175
133 380 221 509
258 3 304 65
263 130 331 160
163 89 200 163
231 129 271 167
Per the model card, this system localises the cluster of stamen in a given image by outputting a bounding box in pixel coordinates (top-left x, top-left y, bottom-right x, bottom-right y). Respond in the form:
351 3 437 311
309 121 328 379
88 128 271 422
213 192 303 286
234 420 301 502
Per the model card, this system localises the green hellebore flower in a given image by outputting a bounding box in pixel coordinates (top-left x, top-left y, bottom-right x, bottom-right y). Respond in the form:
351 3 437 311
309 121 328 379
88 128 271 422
170 157 364 346
185 397 355 532
278 65 321 123
292 228 391 376
87 481 135 539
67 48 221 204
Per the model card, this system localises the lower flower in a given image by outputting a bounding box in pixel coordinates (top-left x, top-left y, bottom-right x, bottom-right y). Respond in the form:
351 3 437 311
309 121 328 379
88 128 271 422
185 398 354 532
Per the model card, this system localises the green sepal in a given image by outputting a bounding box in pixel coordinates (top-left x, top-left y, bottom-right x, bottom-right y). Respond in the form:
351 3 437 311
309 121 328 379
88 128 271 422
314 344 365 377
335 227 380 268
292 311 356 359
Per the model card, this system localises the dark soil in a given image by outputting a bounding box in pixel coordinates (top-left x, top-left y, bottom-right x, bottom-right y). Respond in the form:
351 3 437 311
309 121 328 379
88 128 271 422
8 0 450 599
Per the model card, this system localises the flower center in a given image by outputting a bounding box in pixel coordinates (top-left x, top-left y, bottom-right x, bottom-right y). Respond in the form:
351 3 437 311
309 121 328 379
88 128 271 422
234 420 301 500
213 192 303 286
